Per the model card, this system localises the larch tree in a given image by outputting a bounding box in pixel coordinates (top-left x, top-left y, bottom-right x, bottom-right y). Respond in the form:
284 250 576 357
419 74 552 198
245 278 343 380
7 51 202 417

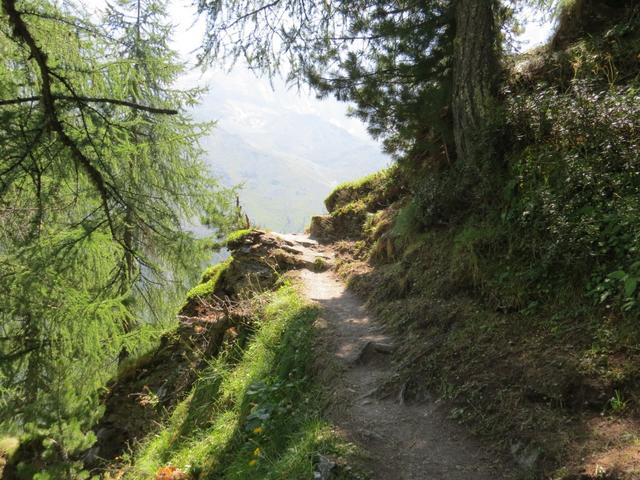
0 0 233 474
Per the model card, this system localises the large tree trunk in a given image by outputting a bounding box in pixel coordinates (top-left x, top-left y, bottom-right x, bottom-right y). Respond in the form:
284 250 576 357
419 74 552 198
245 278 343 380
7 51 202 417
451 0 499 171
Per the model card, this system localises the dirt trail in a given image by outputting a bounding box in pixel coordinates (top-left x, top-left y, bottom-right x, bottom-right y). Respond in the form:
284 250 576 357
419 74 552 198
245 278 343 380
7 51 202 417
279 233 514 480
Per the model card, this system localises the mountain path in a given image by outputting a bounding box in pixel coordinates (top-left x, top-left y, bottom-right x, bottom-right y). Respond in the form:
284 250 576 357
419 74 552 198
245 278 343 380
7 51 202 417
277 233 515 480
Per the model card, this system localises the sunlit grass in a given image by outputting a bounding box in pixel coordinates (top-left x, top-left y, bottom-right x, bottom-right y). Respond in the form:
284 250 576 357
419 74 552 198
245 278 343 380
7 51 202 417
124 282 356 479
0 437 19 458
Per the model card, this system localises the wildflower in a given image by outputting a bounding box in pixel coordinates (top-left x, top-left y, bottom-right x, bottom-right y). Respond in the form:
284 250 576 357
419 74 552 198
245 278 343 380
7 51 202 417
253 447 261 457
155 466 187 480
249 459 257 466
252 426 263 434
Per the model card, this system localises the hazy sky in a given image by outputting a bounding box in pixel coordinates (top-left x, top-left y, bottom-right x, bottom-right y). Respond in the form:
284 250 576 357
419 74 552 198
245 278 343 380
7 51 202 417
81 0 556 145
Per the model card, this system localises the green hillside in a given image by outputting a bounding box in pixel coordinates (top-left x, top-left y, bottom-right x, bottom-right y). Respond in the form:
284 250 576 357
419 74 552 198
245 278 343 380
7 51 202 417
197 107 390 232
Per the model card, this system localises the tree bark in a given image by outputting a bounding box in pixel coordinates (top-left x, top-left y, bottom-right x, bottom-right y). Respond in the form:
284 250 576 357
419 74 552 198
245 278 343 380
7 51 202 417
451 0 499 171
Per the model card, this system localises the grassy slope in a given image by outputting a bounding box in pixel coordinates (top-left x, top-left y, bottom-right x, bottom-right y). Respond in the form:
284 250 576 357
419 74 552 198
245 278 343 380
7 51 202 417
119 282 358 480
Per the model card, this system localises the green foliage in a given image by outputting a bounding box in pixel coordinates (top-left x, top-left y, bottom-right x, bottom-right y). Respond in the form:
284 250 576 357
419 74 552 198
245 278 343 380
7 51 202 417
511 2 640 89
0 436 19 458
505 81 640 313
325 166 400 215
225 229 253 245
312 257 328 272
124 284 357 479
0 229 129 475
592 267 640 312
326 171 382 213
412 167 475 226
186 258 233 302
608 389 628 414
0 0 235 473
306 1 454 158
390 201 423 239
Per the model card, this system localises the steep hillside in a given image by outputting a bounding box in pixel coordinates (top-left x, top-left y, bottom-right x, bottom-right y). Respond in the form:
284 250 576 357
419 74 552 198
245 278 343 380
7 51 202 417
201 130 329 232
310 161 640 479
0 231 362 479
195 91 390 232
300 8 640 477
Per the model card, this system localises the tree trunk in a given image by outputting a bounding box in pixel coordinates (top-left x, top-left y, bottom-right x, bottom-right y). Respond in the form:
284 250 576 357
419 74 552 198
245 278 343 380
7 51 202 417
451 0 499 171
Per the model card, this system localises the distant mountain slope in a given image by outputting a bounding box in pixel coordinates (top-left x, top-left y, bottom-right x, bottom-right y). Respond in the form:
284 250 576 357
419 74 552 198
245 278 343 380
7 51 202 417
201 129 329 232
197 94 390 232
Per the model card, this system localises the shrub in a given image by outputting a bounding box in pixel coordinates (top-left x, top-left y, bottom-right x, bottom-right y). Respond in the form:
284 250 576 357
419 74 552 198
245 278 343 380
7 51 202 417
505 81 640 312
412 167 474 227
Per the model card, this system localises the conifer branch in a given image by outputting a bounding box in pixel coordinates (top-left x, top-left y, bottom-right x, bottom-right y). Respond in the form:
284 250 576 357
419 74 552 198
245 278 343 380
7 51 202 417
0 95 178 114
2 0 117 237
222 0 281 30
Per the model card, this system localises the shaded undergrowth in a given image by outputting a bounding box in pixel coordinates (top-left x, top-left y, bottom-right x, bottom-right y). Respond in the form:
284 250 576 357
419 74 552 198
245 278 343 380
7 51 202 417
325 164 640 479
319 26 640 472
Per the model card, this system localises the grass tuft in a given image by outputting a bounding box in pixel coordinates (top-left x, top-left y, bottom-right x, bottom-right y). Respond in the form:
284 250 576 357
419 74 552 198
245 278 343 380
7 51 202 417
185 257 233 303
225 229 253 246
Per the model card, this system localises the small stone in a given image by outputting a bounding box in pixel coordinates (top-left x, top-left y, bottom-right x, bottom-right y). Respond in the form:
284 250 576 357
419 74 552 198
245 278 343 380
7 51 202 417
314 454 336 480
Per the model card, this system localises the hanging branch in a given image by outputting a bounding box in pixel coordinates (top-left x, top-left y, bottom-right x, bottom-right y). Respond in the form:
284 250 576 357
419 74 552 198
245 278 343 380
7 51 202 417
0 95 178 114
2 0 118 237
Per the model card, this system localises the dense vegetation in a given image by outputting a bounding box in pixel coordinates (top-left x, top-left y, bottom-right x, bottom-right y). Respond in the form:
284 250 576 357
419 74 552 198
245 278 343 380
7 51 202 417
2 0 640 478
0 0 238 476
306 1 640 477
